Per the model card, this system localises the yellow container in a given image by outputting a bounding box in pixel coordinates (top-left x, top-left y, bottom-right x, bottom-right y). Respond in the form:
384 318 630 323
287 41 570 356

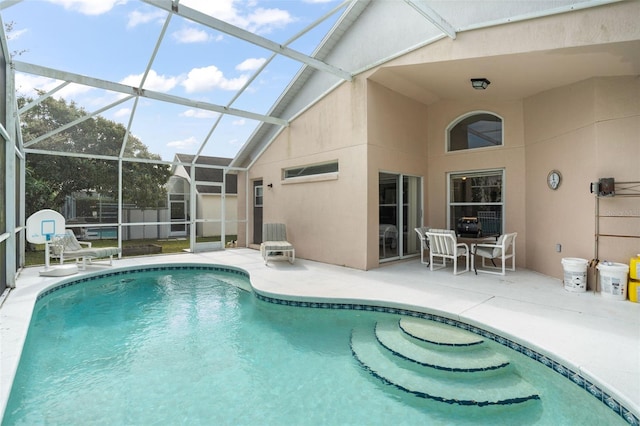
631 254 640 280
629 279 640 303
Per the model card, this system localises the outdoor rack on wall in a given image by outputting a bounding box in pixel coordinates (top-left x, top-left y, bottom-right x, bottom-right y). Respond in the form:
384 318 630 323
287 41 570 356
591 179 640 293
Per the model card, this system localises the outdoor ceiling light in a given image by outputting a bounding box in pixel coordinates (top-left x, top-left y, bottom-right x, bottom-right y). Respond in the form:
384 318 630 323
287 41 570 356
471 78 491 90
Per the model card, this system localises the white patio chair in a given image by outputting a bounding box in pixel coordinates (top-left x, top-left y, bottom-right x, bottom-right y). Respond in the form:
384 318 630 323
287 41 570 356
260 223 295 265
414 227 430 266
425 229 469 275
51 229 120 270
472 232 517 275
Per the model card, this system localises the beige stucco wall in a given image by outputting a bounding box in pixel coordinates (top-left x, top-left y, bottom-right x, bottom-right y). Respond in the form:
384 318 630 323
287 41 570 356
366 80 429 269
524 76 640 284
249 80 370 269
366 81 427 269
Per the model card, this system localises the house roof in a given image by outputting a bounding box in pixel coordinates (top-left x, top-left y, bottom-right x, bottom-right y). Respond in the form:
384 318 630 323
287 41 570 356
173 154 237 194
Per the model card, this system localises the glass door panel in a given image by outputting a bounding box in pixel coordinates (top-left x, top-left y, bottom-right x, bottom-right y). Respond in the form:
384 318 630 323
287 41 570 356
403 175 421 256
379 173 399 261
379 172 422 262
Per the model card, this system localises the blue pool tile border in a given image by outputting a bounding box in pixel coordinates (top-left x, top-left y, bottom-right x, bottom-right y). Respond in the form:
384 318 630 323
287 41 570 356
35 264 250 302
254 292 639 425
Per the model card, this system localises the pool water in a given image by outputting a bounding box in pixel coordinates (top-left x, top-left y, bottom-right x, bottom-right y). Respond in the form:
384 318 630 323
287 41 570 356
2 269 626 425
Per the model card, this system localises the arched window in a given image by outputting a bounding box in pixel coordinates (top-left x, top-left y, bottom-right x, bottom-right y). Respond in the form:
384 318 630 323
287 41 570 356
447 112 503 152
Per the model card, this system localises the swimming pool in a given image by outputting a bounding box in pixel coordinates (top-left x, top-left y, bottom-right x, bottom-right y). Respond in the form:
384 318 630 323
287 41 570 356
1 265 633 425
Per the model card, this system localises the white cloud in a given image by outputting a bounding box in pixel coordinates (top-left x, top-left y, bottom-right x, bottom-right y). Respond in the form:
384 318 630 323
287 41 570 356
113 108 131 118
182 65 248 93
245 8 293 34
15 73 92 99
181 0 295 34
180 109 219 119
181 0 240 22
127 9 166 28
236 58 266 72
232 119 246 126
167 136 199 148
120 70 178 92
46 0 126 15
172 27 211 44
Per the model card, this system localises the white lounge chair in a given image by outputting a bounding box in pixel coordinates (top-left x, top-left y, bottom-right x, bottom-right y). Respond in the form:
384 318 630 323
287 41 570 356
472 232 517 275
425 229 469 274
51 229 120 270
260 223 295 265
414 227 430 266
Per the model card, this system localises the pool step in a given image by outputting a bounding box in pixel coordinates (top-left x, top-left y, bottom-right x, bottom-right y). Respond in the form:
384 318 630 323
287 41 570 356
399 317 484 346
350 321 540 407
375 321 510 373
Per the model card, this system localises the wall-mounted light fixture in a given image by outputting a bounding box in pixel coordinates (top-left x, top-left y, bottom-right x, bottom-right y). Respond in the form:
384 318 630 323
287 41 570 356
470 78 490 90
267 183 273 188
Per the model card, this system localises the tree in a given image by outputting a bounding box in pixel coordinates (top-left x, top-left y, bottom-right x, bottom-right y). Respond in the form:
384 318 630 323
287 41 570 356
20 93 172 218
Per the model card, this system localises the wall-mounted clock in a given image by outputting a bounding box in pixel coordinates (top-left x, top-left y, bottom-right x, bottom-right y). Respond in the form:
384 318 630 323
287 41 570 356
547 170 562 190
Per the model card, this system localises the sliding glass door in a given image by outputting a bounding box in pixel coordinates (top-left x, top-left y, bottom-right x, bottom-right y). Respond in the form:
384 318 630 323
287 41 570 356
379 172 422 262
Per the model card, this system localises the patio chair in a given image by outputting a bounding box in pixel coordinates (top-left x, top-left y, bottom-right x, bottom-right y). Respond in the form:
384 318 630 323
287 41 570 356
425 229 469 274
260 223 295 265
471 232 517 275
414 227 430 266
51 229 120 270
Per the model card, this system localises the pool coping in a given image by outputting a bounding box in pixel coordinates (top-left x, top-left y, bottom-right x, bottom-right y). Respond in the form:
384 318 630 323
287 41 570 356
2 255 639 424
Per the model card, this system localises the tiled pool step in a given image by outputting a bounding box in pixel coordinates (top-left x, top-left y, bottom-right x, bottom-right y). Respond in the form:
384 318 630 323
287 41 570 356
399 317 484 346
351 320 540 407
375 321 510 373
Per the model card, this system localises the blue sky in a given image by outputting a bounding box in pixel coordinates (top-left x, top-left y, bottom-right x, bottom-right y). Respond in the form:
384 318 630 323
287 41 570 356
2 0 345 161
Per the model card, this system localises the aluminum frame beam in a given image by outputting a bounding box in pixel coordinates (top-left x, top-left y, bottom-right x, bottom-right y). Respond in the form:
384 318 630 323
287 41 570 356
142 0 353 82
405 0 456 39
13 61 288 127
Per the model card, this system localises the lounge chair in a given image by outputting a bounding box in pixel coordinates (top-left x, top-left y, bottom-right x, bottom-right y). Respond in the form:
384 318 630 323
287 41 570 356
471 232 517 275
51 229 120 270
260 223 295 265
425 229 469 274
414 227 430 266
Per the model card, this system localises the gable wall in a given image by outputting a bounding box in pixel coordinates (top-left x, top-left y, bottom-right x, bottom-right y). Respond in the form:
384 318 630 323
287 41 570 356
249 79 369 269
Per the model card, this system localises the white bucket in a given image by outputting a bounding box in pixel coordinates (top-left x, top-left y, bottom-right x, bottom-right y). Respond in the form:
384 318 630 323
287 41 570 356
597 262 629 300
561 258 588 292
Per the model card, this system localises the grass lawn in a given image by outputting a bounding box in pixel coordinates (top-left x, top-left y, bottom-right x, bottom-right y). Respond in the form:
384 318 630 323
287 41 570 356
24 236 236 267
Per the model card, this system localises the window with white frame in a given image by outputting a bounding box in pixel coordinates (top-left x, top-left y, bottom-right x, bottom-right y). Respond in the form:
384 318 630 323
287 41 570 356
447 112 503 152
448 170 504 236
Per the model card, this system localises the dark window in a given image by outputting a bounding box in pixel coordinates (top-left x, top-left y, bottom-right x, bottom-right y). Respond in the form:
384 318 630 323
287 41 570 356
448 113 503 151
284 162 338 179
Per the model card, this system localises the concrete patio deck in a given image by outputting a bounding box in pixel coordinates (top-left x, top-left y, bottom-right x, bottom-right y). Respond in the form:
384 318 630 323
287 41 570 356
2 248 638 420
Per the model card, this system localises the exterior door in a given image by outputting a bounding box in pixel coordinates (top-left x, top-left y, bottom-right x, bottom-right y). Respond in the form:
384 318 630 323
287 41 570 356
253 180 263 243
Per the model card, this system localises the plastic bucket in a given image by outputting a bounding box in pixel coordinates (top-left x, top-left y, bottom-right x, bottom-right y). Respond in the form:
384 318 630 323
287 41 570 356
561 258 588 293
597 262 629 300
630 254 640 280
629 279 639 303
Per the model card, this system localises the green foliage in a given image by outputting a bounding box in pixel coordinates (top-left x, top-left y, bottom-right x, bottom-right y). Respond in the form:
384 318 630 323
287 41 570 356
20 93 171 216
